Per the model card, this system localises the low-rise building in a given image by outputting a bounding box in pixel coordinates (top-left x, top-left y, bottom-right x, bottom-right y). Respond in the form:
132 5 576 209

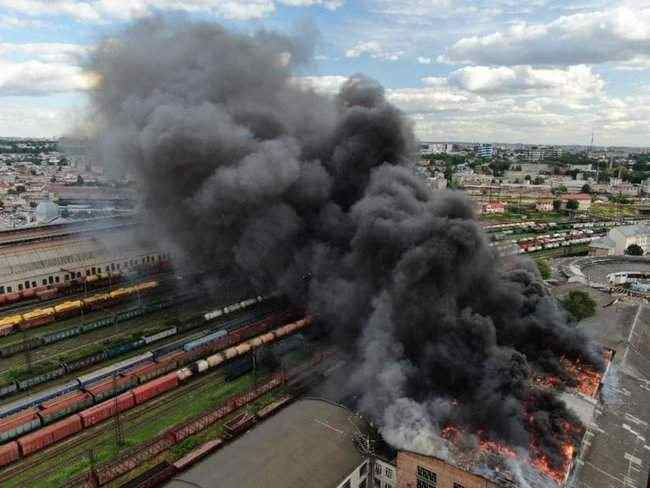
481 202 506 214
589 224 650 256
535 200 554 212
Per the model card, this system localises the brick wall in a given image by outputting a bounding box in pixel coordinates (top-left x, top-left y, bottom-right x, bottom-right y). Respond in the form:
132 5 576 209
396 451 499 488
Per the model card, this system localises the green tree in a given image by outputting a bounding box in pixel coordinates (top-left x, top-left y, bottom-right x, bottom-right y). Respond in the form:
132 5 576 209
625 244 644 256
566 199 580 211
535 258 551 280
562 290 597 321
581 184 592 194
553 184 568 194
552 199 562 212
533 176 545 185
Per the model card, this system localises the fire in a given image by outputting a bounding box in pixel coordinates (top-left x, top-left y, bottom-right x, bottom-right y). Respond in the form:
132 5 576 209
530 443 574 485
479 439 518 459
441 424 462 443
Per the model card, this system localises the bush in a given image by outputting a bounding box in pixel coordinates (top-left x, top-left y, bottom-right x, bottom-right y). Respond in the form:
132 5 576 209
625 244 644 256
562 290 596 321
535 258 551 280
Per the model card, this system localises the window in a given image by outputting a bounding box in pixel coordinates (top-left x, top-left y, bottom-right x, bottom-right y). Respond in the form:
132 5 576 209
342 480 351 488
6 286 11 293
417 466 436 488
117 263 121 270
385 467 393 479
0 286 5 294
55 276 60 283
42 279 47 285
359 480 367 488
454 483 465 488
91 267 96 274
374 479 381 488
64 275 69 281
77 272 82 278
18 284 23 291
111 263 115 270
48 276 54 284
375 465 382 476
105 266 109 272
24 281 30 289
31 281 36 288
360 463 368 477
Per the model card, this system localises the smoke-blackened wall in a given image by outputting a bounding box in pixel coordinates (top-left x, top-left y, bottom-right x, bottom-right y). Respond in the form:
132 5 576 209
90 18 603 473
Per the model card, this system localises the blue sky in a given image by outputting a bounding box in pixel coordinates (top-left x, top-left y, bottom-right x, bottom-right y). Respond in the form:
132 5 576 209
0 0 649 146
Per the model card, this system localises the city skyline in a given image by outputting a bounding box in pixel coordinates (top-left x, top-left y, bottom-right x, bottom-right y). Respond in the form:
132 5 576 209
0 0 649 146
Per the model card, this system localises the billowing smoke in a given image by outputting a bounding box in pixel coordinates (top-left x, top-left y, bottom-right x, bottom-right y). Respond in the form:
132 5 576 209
90 18 603 474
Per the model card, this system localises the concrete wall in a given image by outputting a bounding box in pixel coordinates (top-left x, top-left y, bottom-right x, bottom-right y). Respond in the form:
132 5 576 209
396 452 498 488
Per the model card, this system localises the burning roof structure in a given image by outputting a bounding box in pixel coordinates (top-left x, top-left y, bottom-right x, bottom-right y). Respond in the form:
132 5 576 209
420 350 614 488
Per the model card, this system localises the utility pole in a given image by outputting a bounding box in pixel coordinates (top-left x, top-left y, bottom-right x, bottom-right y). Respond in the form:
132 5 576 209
113 373 124 447
22 329 32 372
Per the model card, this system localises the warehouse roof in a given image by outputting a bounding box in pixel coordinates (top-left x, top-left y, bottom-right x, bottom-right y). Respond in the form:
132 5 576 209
165 398 368 488
0 229 158 282
589 237 615 250
610 224 650 238
572 303 650 488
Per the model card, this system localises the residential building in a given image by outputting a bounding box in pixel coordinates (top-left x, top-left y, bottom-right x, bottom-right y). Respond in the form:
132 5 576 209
480 202 506 214
535 200 554 212
477 144 494 159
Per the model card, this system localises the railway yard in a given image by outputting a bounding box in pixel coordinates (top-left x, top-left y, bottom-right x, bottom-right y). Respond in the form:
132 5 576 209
0 220 329 487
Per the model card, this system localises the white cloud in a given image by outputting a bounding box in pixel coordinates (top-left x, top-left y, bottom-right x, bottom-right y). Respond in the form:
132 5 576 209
345 41 402 61
0 43 89 63
447 65 604 97
417 57 432 64
0 59 96 96
441 6 650 66
0 14 44 28
0 0 343 22
291 75 348 94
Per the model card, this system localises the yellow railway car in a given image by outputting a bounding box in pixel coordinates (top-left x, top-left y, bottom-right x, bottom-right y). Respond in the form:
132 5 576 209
21 308 55 329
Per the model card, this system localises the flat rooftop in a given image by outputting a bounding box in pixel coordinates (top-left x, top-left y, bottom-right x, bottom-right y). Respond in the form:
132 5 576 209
165 398 367 488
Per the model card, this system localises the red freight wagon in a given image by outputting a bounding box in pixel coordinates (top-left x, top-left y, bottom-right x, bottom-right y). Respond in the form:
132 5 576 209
0 408 41 443
0 441 19 467
80 392 135 428
39 391 93 424
86 375 138 403
18 414 82 456
132 373 178 405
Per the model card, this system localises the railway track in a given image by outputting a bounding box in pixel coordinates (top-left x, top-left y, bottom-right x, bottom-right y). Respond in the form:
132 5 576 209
0 367 230 486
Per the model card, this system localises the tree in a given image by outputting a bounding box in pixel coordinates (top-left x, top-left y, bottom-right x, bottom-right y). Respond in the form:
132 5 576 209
533 176 545 185
76 174 84 185
625 244 644 256
553 184 568 194
535 258 551 280
581 184 592 194
562 290 597 322
566 199 580 211
50 175 56 183
552 199 562 212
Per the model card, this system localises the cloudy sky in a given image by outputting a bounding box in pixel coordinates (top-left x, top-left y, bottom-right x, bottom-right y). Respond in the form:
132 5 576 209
0 0 649 146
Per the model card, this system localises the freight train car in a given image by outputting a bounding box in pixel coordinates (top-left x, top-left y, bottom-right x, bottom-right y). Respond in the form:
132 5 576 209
0 316 311 468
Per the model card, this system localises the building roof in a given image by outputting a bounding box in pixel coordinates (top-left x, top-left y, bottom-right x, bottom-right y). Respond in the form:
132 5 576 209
589 237 616 250
563 193 592 201
165 399 368 488
572 304 650 488
610 224 650 238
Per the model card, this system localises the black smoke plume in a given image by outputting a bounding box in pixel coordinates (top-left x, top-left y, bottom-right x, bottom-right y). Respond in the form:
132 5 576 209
90 18 603 475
